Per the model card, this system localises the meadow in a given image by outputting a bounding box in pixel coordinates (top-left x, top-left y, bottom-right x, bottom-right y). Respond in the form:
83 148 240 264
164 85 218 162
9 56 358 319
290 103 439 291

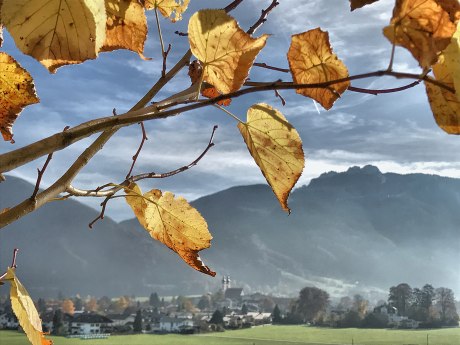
1 326 459 345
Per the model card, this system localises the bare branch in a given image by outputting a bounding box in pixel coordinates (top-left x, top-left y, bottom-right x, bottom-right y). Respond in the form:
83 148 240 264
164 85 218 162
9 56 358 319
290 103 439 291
224 0 245 13
247 0 279 35
31 153 53 200
0 248 19 282
126 122 148 179
174 30 188 37
89 195 112 229
275 89 286 106
254 62 289 73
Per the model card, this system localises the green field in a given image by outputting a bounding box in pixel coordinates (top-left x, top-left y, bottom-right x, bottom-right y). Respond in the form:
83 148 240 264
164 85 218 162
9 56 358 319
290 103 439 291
1 326 459 345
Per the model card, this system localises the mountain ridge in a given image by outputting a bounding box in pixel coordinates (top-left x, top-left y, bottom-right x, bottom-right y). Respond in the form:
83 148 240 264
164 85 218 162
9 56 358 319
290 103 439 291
1 166 459 299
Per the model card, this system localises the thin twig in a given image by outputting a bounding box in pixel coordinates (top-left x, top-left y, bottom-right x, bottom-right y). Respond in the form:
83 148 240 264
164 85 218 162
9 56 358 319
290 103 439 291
0 248 19 281
89 195 112 228
162 44 172 78
224 0 245 12
87 126 218 227
275 89 286 106
175 31 188 37
254 62 289 73
31 153 53 200
247 0 279 35
126 122 148 179
11 248 18 268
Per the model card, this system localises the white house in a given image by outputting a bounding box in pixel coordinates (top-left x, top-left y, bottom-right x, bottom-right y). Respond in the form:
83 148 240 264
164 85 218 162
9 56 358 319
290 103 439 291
70 313 112 335
159 316 194 332
0 312 18 329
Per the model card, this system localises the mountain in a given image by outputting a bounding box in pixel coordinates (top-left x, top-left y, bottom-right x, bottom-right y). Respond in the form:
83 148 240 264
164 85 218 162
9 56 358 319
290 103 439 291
1 166 459 299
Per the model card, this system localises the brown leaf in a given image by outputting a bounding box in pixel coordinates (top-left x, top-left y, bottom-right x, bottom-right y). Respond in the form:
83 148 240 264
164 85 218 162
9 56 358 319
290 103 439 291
101 0 149 58
125 183 215 276
287 28 349 110
350 0 379 11
188 60 231 105
238 103 305 213
201 86 232 106
425 56 460 134
144 0 190 22
5 269 52 345
2 0 106 73
188 9 269 94
0 53 40 142
436 0 460 23
383 0 457 68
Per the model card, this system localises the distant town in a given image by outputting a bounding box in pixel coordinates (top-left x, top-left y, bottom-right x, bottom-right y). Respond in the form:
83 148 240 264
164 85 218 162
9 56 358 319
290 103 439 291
0 277 458 339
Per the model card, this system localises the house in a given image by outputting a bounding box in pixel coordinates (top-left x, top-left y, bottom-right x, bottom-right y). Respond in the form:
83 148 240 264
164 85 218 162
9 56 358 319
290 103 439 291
159 316 194 332
70 312 113 335
373 304 418 328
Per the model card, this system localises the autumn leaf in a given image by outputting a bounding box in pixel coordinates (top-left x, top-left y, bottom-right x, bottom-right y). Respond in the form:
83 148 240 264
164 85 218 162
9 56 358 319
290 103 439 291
5 268 52 345
287 28 349 110
0 53 40 142
202 86 232 106
443 22 460 101
144 0 190 22
188 9 269 94
383 0 457 68
238 103 305 213
2 0 106 73
436 0 460 23
350 0 379 11
125 183 215 276
101 0 148 58
188 60 231 106
425 56 460 134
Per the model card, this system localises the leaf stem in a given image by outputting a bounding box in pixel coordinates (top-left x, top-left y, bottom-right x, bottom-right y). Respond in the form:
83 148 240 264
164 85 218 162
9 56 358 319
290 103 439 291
212 104 244 124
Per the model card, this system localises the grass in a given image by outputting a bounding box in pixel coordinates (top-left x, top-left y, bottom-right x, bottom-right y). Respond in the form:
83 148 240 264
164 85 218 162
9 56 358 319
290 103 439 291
1 326 459 345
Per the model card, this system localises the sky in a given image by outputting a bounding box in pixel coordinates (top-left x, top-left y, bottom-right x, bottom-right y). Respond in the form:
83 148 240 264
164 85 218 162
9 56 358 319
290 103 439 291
2 0 460 221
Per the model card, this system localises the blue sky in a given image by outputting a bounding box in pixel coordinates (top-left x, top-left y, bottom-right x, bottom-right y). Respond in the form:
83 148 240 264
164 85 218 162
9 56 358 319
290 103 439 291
2 0 460 221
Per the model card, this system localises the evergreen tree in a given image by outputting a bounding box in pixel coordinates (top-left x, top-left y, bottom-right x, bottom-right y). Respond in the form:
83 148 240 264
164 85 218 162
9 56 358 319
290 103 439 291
37 298 47 314
149 292 160 307
241 303 248 315
272 304 282 323
52 309 64 335
133 310 143 333
209 309 224 325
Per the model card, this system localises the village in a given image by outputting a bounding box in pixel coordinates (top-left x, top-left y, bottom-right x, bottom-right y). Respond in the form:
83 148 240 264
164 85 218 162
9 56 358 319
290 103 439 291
0 277 458 338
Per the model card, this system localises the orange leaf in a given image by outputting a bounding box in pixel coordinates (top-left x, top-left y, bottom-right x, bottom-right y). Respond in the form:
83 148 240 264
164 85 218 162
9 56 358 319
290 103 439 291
383 0 457 68
0 53 40 142
287 28 349 110
350 0 379 11
101 0 149 59
436 0 460 23
125 183 215 276
202 87 232 106
144 0 190 22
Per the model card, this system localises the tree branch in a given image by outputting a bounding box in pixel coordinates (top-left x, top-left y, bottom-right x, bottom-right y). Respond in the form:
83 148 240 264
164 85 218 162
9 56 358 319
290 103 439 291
0 248 19 281
247 0 279 35
0 69 451 180
126 122 148 179
31 153 53 200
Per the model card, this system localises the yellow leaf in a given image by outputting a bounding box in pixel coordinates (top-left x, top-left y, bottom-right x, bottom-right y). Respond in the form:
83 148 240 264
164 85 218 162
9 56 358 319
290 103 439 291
125 183 215 276
0 52 40 142
287 28 349 110
238 103 305 213
188 9 269 94
425 55 460 134
350 0 379 11
101 0 148 58
5 268 52 345
444 22 460 101
2 0 106 73
383 0 456 68
144 0 190 22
